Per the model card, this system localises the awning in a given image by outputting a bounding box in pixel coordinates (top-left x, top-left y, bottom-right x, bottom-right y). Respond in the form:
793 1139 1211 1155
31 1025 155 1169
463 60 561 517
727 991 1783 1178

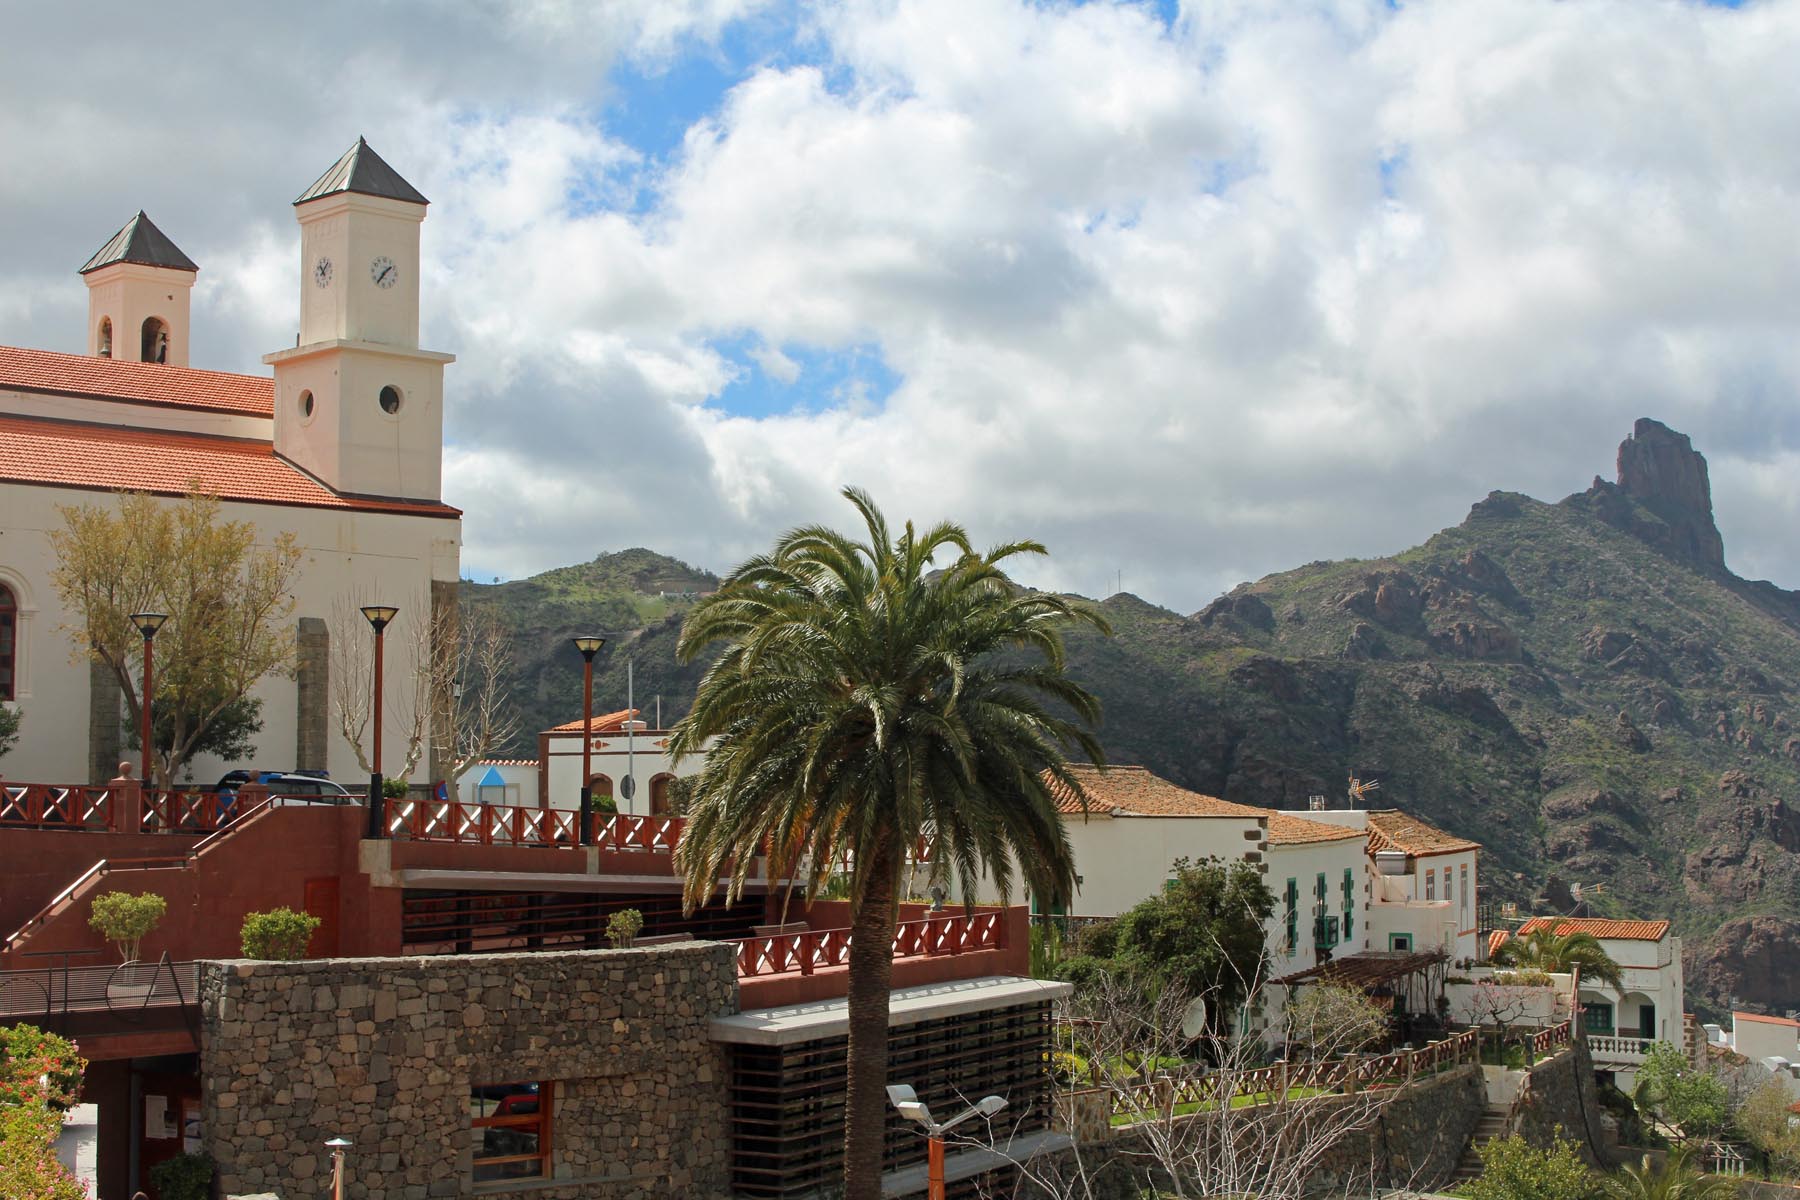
1272 949 1448 989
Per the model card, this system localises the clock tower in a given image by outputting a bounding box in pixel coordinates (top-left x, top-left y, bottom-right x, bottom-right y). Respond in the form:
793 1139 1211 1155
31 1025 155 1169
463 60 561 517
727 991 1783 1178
267 138 453 502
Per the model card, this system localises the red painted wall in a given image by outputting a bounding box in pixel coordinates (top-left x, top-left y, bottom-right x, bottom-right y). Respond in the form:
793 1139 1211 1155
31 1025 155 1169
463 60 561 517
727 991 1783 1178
0 828 205 944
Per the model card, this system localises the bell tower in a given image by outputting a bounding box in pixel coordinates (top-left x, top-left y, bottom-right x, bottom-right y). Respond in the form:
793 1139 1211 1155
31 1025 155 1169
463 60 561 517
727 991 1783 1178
80 212 197 366
267 138 453 502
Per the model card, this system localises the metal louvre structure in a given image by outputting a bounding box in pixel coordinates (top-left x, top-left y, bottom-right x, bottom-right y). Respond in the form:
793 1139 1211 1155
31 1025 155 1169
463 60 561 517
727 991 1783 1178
399 889 764 955
725 1000 1055 1197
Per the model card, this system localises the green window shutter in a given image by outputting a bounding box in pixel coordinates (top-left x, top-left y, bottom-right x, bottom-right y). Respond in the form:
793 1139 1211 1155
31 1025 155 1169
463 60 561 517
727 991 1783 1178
1342 868 1355 939
1284 878 1298 952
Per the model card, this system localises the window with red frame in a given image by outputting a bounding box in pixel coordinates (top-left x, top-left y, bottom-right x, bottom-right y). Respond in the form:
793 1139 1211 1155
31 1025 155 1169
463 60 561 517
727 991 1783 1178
470 1081 552 1182
0 584 16 701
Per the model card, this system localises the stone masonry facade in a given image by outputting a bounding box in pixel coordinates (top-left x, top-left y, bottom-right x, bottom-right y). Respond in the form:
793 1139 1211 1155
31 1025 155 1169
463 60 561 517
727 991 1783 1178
199 943 739 1200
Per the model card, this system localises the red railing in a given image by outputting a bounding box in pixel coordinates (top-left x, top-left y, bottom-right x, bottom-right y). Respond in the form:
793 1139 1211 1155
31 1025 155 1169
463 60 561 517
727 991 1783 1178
383 799 685 851
0 784 114 829
139 790 233 832
734 911 1005 979
1531 1019 1573 1057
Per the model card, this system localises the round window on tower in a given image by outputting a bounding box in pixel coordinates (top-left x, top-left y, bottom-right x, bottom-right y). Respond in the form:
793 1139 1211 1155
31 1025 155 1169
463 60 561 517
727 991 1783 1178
299 390 315 420
379 385 403 415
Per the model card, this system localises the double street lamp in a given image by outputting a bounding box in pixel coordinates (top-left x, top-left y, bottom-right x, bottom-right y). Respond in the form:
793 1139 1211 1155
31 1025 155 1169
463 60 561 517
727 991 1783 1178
128 612 167 787
571 636 606 845
360 605 398 840
886 1085 1008 1200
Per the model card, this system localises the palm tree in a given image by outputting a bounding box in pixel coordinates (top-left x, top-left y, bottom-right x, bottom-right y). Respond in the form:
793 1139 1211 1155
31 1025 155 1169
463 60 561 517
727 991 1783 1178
1606 1146 1736 1200
1491 924 1625 989
669 488 1108 1199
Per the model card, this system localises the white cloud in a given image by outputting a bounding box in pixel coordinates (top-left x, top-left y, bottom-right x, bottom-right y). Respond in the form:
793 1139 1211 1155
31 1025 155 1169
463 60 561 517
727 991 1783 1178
6 0 1800 606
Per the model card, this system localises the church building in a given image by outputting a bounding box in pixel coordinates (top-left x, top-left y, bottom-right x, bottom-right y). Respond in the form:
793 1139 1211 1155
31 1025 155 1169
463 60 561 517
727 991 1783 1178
0 139 461 787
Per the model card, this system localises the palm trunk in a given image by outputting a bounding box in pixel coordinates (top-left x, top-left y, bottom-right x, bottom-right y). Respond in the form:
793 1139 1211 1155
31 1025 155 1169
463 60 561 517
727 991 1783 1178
842 835 899 1199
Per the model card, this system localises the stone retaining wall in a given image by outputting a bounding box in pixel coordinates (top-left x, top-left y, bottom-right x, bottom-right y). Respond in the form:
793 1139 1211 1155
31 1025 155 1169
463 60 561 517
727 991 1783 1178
1512 1039 1610 1166
199 943 739 1200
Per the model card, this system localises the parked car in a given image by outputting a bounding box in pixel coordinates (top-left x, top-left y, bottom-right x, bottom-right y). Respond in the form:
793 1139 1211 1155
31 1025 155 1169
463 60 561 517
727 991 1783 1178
214 771 357 815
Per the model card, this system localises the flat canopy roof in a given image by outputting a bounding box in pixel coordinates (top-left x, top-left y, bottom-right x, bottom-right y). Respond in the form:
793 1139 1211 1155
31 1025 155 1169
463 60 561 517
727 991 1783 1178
1273 949 1448 989
711 975 1072 1046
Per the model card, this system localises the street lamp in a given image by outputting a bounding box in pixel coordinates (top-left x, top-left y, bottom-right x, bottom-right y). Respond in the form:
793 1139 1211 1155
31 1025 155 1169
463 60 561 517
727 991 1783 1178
326 1136 352 1200
571 636 606 846
360 605 398 839
128 612 167 788
886 1084 1007 1200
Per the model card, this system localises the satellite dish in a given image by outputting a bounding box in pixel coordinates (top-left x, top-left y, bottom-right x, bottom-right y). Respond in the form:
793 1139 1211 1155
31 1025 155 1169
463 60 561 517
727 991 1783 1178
1180 997 1209 1040
620 776 636 800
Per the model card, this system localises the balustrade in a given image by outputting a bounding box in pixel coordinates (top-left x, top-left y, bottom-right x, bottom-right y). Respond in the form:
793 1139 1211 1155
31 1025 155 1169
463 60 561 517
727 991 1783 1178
0 784 114 829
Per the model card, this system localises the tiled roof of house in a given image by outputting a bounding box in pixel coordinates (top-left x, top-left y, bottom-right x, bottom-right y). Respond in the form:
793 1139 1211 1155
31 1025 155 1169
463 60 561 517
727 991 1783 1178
1046 764 1268 819
0 344 275 416
1262 811 1365 845
1488 930 1512 958
545 709 639 735
1365 809 1481 856
1515 917 1671 942
0 413 460 518
1733 1011 1800 1029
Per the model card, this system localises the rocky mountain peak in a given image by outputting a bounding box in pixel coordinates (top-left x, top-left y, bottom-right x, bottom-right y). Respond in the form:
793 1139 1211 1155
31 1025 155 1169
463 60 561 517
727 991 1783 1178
1614 418 1726 569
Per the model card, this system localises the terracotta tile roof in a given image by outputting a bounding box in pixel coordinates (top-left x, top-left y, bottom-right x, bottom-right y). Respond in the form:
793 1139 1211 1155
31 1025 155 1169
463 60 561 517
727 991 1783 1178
0 344 273 417
1365 809 1481 856
545 709 638 734
1046 764 1268 819
1488 930 1512 958
0 414 460 518
1733 1011 1800 1029
1515 917 1671 942
1261 810 1365 845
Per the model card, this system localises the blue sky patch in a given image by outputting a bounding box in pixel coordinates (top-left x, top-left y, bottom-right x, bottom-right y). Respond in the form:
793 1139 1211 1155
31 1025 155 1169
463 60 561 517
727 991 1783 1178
708 333 902 418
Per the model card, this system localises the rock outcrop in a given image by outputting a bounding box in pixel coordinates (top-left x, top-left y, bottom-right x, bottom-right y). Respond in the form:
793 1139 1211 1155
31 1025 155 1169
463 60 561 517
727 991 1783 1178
1576 418 1727 570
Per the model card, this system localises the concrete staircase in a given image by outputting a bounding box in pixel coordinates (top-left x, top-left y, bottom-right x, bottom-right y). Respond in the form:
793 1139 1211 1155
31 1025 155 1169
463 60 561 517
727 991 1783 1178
1454 1104 1511 1182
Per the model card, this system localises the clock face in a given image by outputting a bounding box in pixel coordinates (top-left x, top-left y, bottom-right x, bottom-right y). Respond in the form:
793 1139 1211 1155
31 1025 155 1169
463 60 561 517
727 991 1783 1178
312 256 333 288
370 256 398 289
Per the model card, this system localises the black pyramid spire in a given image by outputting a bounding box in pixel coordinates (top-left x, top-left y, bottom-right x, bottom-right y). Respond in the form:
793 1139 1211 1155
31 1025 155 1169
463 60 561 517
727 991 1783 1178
78 211 199 275
294 136 428 207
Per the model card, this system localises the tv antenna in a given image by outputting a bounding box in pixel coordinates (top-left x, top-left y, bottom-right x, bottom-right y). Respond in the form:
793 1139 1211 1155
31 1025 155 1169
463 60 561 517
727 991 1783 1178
1347 775 1380 807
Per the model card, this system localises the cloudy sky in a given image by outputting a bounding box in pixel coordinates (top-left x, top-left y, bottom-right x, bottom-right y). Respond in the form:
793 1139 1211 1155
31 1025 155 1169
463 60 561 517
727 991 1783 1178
4 0 1797 609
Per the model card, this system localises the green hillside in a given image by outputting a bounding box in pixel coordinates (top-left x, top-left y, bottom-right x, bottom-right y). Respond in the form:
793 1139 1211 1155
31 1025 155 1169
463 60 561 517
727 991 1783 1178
470 427 1800 1017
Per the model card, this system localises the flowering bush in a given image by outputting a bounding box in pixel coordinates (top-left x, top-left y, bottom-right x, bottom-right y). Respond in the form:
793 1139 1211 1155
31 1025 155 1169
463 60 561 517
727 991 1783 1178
0 1024 84 1110
0 1023 88 1200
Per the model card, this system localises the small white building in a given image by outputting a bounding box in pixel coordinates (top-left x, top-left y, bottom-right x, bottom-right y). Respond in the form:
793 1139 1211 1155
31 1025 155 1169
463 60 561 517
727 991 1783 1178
1261 811 1370 983
1300 808 1482 964
1034 764 1270 918
1706 1011 1800 1097
536 709 703 817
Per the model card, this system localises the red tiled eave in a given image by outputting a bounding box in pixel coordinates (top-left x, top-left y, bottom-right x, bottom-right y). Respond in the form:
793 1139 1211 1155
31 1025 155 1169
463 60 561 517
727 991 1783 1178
0 414 460 518
0 344 274 417
1046 764 1267 819
1515 917 1671 943
1365 809 1481 856
545 710 639 735
1733 1010 1800 1028
1263 811 1365 845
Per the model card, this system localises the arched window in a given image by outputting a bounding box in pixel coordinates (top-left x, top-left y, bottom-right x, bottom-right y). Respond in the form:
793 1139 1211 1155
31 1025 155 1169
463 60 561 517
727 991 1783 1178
140 317 169 364
97 317 113 359
0 583 17 701
649 773 676 817
587 774 614 813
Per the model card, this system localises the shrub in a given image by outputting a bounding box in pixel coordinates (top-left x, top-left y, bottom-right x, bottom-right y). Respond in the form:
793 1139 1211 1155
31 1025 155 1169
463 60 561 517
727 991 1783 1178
0 1103 87 1200
0 702 19 759
87 891 167 962
239 907 322 960
1464 1133 1601 1200
1283 983 1390 1056
1489 968 1554 987
148 1152 213 1200
1633 1042 1729 1139
382 776 408 799
0 1023 85 1111
606 907 644 947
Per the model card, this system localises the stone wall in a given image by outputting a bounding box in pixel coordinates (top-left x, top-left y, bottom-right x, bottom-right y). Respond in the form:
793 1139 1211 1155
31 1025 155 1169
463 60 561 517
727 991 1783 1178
199 943 739 1200
1512 1040 1611 1166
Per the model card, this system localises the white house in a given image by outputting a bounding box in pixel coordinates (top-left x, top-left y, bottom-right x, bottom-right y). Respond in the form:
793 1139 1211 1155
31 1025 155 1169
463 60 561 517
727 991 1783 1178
1301 808 1482 964
0 140 458 788
1262 811 1369 984
537 709 706 818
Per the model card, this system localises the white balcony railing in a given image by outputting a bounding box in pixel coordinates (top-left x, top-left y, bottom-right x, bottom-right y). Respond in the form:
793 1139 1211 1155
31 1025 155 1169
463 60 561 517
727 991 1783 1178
1587 1034 1653 1063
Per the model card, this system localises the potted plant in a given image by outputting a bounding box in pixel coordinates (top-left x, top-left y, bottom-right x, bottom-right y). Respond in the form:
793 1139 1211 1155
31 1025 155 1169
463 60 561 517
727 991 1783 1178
88 891 167 963
606 908 644 949
239 907 322 960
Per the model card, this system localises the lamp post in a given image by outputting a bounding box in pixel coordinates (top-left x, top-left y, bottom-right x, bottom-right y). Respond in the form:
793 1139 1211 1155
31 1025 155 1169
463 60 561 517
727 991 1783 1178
572 636 606 845
886 1085 1007 1200
360 605 398 839
128 612 167 788
326 1136 352 1200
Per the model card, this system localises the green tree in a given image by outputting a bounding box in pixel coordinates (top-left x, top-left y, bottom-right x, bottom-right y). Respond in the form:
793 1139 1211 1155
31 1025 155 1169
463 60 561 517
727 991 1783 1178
0 703 19 759
1605 1146 1735 1200
1736 1076 1800 1175
1491 925 1624 989
1057 857 1273 1032
1633 1042 1730 1141
126 694 264 769
239 907 321 960
49 490 300 789
1283 982 1390 1056
87 890 167 962
1465 1133 1601 1200
669 488 1106 1199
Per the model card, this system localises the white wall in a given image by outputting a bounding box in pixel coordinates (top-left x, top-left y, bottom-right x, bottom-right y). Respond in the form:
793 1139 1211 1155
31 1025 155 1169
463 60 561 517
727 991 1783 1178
1058 812 1267 918
1263 838 1369 983
541 729 703 818
0 479 458 787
